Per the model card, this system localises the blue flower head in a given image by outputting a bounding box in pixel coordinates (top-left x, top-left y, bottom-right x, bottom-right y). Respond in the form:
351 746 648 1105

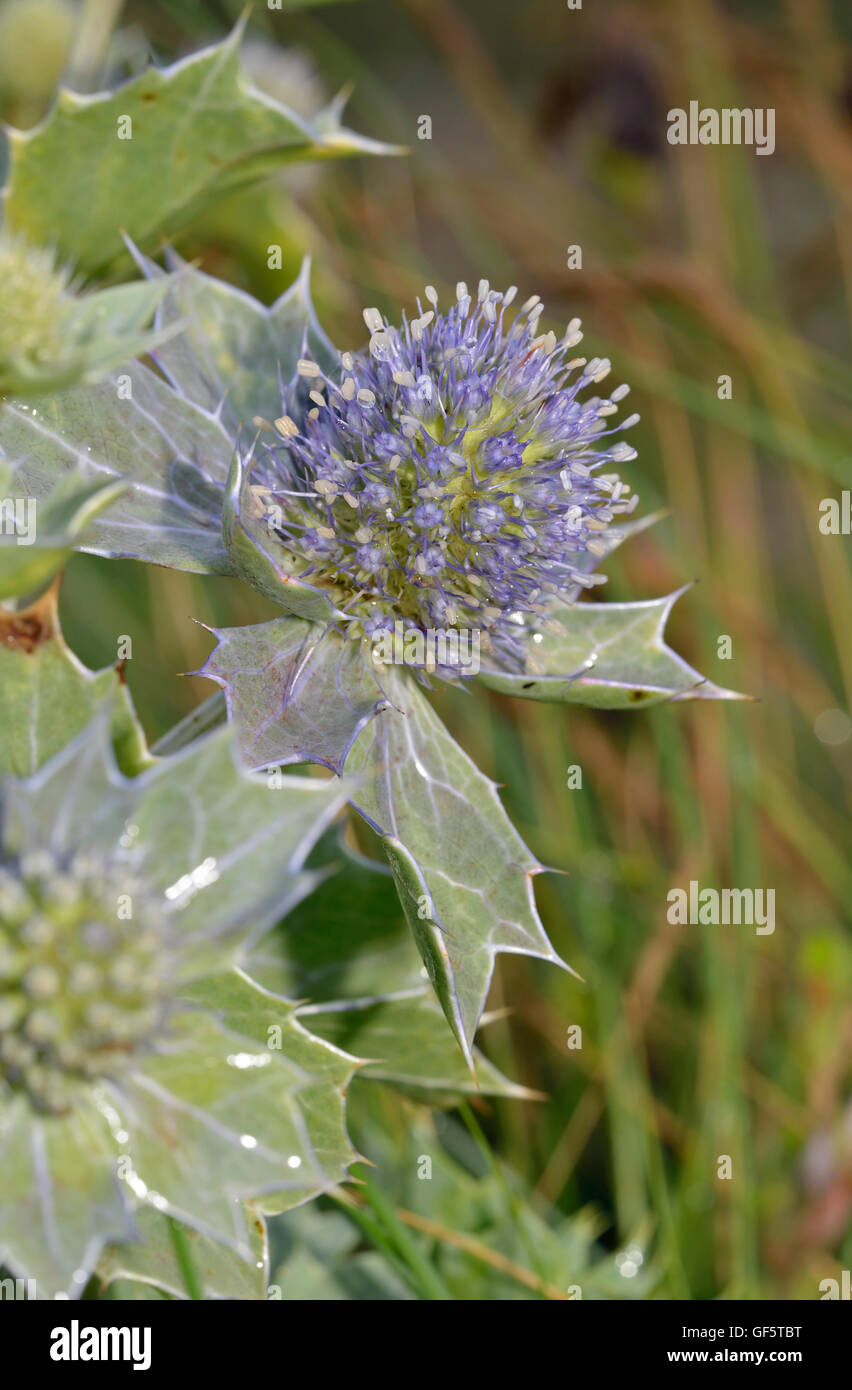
256 281 640 670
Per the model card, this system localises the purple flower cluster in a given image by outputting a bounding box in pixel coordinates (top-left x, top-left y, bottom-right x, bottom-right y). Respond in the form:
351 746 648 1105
257 281 640 671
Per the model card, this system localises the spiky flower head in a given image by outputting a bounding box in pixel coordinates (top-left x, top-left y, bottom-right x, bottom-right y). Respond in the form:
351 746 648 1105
0 232 174 399
0 717 355 1297
255 281 640 671
0 231 72 371
0 848 177 1117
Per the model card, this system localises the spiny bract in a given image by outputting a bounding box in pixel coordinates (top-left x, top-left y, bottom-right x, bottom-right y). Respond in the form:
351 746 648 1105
0 849 174 1115
254 280 640 671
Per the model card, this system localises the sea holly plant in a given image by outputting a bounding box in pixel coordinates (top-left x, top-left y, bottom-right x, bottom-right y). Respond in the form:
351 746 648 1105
0 10 682 1305
0 590 529 1298
0 256 744 1071
0 684 360 1298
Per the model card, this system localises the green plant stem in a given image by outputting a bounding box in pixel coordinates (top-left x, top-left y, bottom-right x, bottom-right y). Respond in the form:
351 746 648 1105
359 1174 454 1301
333 1179 453 1301
167 1217 203 1301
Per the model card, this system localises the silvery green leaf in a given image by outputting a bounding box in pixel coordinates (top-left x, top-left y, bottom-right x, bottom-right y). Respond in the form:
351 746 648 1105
346 672 567 1065
2 22 399 274
479 588 747 707
0 362 236 573
0 582 148 777
96 1206 268 1301
135 252 350 621
125 738 347 941
247 833 531 1099
199 617 388 775
118 970 360 1232
246 831 422 1001
6 716 347 945
0 1092 135 1301
301 995 535 1102
0 473 127 601
0 256 345 585
140 252 338 429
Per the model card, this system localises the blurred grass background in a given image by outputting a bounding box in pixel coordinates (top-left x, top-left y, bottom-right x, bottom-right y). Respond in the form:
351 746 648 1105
4 0 851 1297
